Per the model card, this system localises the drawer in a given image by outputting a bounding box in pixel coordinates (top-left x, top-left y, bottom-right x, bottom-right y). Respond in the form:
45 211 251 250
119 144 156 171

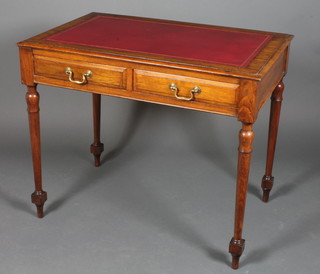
34 55 127 89
134 70 239 106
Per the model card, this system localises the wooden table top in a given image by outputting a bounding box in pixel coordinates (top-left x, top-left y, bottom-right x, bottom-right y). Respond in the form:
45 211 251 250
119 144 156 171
18 12 293 79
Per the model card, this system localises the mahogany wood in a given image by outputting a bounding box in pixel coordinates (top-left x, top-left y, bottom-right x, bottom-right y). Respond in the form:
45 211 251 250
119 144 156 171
90 94 104 166
229 122 254 269
26 85 47 218
17 13 293 269
261 81 285 202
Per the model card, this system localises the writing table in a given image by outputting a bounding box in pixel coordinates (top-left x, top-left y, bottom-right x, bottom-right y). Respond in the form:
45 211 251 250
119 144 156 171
18 12 293 269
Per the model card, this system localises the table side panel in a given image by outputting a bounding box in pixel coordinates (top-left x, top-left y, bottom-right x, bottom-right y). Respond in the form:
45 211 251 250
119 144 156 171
34 75 238 116
31 48 259 80
134 70 239 107
34 55 127 89
31 49 239 116
257 50 286 111
19 47 35 85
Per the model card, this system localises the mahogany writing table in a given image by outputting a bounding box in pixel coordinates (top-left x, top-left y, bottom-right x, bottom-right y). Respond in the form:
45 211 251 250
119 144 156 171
17 13 293 269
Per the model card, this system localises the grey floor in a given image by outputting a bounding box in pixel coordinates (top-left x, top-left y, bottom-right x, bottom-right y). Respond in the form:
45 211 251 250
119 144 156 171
1 80 320 274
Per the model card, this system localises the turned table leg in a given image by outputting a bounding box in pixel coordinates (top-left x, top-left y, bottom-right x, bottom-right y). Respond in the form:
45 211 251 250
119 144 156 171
26 85 47 218
90 93 104 167
229 122 254 269
261 80 284 202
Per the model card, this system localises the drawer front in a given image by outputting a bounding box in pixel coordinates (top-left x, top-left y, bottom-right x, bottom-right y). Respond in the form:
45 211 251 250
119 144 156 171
34 55 127 89
134 70 239 106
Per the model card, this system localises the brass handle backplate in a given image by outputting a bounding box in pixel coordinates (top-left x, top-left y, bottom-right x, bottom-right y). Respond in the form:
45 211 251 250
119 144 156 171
65 67 92 85
169 83 201 101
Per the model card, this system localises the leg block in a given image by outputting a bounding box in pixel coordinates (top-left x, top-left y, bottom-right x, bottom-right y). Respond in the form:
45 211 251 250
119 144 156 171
31 191 47 218
229 238 245 269
90 142 104 167
261 175 274 202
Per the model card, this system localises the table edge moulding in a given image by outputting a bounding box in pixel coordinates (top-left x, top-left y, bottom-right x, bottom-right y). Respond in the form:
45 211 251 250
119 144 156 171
17 12 294 269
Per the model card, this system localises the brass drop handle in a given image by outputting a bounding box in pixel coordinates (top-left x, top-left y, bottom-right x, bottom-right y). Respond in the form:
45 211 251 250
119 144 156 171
65 67 93 85
169 83 201 101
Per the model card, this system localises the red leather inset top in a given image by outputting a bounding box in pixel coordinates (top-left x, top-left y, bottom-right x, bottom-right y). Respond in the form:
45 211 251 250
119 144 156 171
45 15 272 68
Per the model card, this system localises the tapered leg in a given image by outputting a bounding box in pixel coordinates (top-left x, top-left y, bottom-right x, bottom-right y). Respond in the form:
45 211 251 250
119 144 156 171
261 81 284 202
90 93 104 167
229 123 254 269
26 85 47 218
